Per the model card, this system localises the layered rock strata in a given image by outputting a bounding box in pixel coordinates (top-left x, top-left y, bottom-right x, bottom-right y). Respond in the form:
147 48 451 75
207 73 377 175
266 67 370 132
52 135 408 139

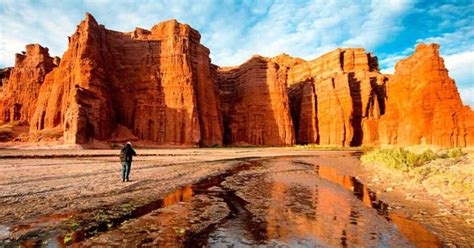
0 44 57 124
215 56 294 146
0 13 472 147
28 14 223 146
378 44 474 147
286 48 387 146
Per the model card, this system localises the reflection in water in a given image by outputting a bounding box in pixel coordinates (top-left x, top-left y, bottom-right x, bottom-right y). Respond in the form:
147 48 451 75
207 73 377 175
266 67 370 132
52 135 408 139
316 165 381 209
388 212 443 248
163 185 193 207
315 164 442 247
266 181 361 246
263 162 441 247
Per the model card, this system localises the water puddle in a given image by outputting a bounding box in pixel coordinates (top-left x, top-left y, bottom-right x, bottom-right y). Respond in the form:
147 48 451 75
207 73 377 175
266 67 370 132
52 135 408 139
191 157 442 247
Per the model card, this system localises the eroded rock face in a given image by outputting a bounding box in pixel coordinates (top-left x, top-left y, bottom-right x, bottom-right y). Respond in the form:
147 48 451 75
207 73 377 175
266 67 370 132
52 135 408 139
0 44 56 124
1 13 472 147
215 56 295 146
378 44 474 147
0 67 12 88
29 14 223 146
286 48 387 146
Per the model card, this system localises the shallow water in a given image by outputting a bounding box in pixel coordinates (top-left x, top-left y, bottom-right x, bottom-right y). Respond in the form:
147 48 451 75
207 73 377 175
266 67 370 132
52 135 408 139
200 157 442 247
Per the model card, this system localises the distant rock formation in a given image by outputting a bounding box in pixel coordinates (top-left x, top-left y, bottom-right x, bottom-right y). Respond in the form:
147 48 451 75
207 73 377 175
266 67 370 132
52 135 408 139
0 44 57 124
0 13 472 147
215 56 294 146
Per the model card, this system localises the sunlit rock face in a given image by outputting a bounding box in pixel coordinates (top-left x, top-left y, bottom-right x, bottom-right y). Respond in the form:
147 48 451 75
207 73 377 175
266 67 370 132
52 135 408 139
285 48 386 147
377 44 474 147
214 56 295 146
0 13 472 147
0 44 57 124
28 13 223 146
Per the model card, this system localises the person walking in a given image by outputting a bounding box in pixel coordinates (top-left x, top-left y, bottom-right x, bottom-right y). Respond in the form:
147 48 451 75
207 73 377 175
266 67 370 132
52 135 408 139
120 141 136 182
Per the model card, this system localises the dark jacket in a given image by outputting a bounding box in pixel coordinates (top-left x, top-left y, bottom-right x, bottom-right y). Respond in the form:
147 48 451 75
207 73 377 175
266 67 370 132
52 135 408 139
120 144 137 162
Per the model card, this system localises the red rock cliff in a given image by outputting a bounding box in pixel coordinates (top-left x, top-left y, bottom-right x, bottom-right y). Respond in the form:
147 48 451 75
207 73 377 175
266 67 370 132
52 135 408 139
286 48 386 146
0 44 57 124
29 13 223 146
378 44 474 147
1 13 472 147
215 56 295 146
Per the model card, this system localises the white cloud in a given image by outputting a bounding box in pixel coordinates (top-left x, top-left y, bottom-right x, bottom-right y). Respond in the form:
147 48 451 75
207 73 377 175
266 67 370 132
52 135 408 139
0 0 81 66
211 0 416 66
342 0 414 49
0 0 418 67
444 51 474 86
459 87 474 107
444 51 474 107
416 27 474 55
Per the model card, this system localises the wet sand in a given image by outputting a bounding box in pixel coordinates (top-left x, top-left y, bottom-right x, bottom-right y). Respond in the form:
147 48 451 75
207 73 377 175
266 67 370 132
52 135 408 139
0 148 471 246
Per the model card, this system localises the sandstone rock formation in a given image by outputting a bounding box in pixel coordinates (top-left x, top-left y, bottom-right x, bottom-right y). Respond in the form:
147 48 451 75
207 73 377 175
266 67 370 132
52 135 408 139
286 48 386 147
28 13 223 146
0 13 472 147
378 44 474 147
215 56 294 146
0 44 56 124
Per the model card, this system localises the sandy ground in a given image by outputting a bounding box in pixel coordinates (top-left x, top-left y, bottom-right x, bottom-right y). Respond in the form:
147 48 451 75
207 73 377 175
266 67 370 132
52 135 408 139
0 148 472 246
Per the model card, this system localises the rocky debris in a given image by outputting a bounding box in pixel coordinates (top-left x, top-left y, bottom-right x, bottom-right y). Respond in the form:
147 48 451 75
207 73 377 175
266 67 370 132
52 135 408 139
0 13 472 147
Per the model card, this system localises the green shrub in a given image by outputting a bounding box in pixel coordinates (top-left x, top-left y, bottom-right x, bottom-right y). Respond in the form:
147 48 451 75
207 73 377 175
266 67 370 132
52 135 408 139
446 148 464 159
361 147 442 172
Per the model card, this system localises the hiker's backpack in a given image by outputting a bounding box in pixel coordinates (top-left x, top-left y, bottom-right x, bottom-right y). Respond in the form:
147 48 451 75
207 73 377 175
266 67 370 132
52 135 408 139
120 148 127 161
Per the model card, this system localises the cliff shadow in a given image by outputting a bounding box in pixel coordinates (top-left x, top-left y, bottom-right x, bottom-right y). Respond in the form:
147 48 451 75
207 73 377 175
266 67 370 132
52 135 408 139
348 72 363 146
106 35 192 145
289 82 303 143
288 78 319 145
220 58 290 146
365 77 387 118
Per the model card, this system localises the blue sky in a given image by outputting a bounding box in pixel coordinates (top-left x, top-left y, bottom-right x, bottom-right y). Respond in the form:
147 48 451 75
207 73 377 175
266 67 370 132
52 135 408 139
0 0 473 106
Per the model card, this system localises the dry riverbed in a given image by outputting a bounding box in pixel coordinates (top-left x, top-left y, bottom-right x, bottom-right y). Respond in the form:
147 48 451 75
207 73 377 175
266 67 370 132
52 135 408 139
0 148 471 247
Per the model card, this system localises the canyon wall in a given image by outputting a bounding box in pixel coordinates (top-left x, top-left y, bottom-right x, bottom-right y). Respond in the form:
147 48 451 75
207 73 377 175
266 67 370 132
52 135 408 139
378 44 474 147
0 13 472 147
286 48 386 147
0 44 57 124
27 13 223 146
215 56 294 146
